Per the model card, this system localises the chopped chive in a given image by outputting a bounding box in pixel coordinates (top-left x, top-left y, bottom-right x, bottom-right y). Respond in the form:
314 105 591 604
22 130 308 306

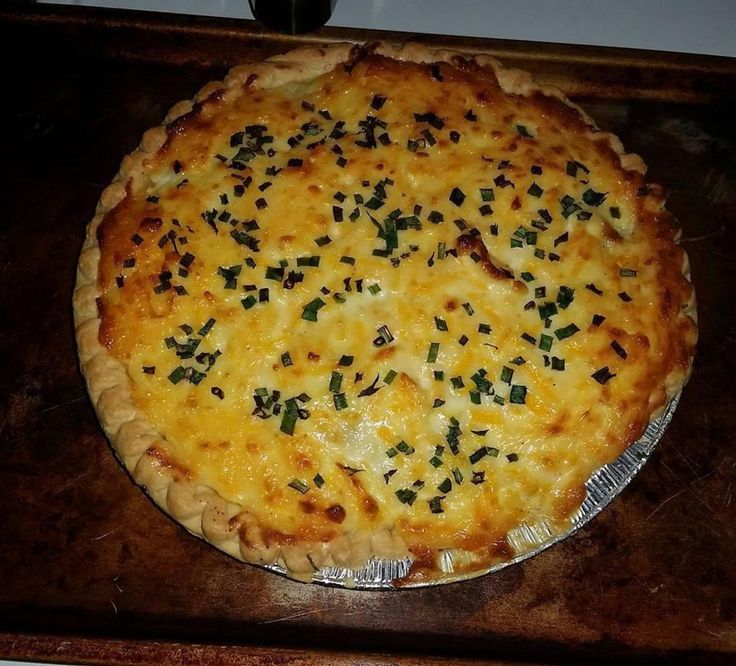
280 410 298 435
265 266 284 281
167 366 186 384
365 196 384 210
296 255 321 267
435 316 448 332
288 479 309 494
313 473 325 488
538 302 558 320
500 366 514 384
554 323 580 340
315 235 331 247
449 187 466 206
428 210 444 224
427 342 440 363
429 456 443 468
333 392 348 410
509 385 527 404
609 340 627 359
329 371 343 393
198 318 216 336
551 356 565 371
592 314 606 327
480 188 495 202
428 496 445 514
582 188 607 206
301 298 326 321
556 286 575 310
437 478 452 494
469 447 489 464
357 374 382 397
494 174 513 188
374 324 394 346
592 366 616 384
371 93 387 110
396 440 415 455
338 354 353 367
527 182 543 198
395 488 417 505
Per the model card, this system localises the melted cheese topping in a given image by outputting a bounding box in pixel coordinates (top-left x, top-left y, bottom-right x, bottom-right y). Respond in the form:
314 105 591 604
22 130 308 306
96 55 695 559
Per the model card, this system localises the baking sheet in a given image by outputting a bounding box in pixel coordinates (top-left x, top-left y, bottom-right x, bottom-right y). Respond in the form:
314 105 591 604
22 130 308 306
1 5 735 665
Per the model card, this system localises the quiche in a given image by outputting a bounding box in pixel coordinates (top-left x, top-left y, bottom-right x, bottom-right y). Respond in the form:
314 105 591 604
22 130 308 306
73 42 697 585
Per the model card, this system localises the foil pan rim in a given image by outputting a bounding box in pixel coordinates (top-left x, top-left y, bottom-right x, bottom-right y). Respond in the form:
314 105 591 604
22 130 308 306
261 394 680 589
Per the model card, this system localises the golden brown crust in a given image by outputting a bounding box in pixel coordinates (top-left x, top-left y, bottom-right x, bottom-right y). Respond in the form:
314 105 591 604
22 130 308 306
74 41 696 584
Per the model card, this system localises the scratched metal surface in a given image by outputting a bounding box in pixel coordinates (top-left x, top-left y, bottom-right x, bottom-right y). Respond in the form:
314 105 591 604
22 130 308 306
0 6 735 665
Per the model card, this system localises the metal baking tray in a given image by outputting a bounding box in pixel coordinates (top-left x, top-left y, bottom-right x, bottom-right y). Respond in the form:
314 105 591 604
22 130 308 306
1 4 734 665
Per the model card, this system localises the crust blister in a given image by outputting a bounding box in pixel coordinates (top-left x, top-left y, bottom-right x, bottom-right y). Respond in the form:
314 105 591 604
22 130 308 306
73 41 696 585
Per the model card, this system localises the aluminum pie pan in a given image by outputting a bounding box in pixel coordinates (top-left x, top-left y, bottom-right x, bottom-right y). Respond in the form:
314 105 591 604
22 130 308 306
262 394 680 589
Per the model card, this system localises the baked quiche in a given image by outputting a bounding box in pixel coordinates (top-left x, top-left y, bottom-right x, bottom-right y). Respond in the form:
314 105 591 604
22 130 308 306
73 42 697 585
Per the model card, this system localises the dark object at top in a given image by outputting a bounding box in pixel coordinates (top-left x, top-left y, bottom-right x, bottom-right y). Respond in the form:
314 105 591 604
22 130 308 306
249 0 336 34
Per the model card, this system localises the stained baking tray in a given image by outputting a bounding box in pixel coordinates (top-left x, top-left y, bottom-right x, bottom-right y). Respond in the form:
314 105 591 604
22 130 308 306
1 4 735 665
